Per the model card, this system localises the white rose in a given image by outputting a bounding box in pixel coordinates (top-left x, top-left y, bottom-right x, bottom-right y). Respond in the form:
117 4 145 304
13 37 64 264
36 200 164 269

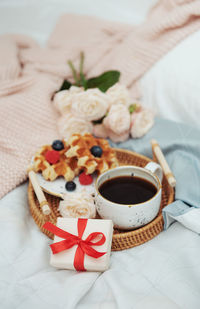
53 86 82 114
103 103 131 135
59 190 96 219
106 83 131 107
130 108 155 138
58 113 93 139
71 88 108 121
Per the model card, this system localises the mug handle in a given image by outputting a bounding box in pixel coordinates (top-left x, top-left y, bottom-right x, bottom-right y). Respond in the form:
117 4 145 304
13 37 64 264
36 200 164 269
144 162 163 183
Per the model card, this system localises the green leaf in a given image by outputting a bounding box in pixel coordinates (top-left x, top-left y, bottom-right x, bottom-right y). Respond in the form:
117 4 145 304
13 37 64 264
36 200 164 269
79 72 88 89
86 70 120 92
58 79 72 91
129 104 135 114
129 103 138 114
68 60 79 85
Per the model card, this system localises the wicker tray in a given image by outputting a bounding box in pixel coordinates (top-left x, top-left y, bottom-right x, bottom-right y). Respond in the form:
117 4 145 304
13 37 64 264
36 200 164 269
28 148 174 251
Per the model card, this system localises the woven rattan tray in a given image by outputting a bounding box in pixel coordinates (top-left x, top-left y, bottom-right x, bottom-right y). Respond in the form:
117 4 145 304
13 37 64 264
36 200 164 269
28 148 174 251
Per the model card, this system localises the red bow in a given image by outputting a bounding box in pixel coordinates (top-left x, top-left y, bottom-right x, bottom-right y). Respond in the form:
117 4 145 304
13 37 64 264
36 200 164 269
43 219 106 271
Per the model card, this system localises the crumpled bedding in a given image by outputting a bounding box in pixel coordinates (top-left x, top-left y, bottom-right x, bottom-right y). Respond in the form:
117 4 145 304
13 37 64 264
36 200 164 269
1 1 200 308
1 118 200 309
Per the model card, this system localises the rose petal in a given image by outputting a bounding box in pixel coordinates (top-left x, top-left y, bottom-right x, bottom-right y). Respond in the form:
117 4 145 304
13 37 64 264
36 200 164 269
58 113 93 139
93 124 108 139
103 104 131 135
71 88 109 121
131 108 155 138
59 190 96 219
107 129 130 143
53 86 82 115
106 83 131 107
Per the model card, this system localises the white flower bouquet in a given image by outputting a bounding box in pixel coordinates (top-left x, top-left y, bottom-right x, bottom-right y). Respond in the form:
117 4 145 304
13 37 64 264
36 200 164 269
53 53 155 142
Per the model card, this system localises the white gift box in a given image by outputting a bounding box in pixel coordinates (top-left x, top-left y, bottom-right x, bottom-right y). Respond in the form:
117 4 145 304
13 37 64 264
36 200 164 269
47 217 113 272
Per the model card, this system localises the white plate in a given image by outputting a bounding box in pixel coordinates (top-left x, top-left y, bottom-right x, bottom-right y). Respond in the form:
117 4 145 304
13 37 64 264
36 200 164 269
36 171 97 199
31 156 96 198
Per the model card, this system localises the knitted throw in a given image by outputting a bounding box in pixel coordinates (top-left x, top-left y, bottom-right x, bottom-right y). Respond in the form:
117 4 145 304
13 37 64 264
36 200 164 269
1 0 200 198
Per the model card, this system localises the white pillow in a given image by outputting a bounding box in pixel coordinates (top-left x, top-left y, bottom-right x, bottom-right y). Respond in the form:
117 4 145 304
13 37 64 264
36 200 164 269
140 29 200 128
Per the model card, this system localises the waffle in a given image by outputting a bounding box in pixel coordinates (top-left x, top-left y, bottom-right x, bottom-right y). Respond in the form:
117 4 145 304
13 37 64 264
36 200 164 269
33 141 80 181
65 133 118 174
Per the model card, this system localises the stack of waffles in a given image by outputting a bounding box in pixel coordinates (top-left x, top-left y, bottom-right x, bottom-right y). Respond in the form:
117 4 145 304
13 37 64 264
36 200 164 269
33 133 118 181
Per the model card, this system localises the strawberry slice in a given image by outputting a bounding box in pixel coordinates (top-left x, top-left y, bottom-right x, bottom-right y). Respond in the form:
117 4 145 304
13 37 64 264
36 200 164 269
79 172 93 185
45 150 60 164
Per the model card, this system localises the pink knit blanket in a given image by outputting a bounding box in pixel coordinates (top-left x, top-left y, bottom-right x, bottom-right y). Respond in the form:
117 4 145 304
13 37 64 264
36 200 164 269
1 0 200 198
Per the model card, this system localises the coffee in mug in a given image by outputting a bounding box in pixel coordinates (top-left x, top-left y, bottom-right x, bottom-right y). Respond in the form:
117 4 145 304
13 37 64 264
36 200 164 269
95 163 163 230
99 176 157 205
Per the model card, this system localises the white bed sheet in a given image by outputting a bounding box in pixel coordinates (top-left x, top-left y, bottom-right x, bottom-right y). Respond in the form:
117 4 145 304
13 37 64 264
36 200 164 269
140 29 200 128
1 1 200 308
1 183 200 309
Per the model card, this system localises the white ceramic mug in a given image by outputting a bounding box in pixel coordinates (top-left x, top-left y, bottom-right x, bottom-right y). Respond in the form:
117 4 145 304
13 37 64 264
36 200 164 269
95 163 163 230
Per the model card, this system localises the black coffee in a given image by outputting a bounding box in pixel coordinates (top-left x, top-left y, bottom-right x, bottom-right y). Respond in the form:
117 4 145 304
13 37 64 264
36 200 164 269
99 176 157 205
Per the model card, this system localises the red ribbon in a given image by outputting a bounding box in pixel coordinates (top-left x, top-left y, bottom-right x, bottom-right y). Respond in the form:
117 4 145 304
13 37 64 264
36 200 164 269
43 219 106 271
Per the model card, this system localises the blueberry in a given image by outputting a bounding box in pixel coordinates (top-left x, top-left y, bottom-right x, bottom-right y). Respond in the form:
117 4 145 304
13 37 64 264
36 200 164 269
52 140 64 151
65 181 76 191
90 146 103 158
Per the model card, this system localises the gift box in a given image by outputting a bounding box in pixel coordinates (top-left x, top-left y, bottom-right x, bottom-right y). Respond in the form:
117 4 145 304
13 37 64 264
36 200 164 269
43 218 113 272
